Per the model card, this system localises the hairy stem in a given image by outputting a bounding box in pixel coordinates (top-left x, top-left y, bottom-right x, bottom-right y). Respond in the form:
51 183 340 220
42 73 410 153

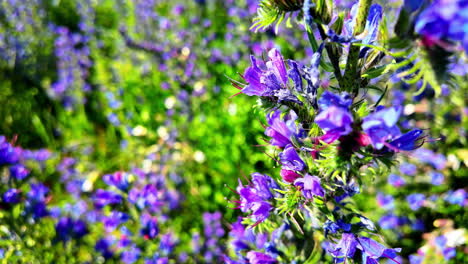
342 0 373 94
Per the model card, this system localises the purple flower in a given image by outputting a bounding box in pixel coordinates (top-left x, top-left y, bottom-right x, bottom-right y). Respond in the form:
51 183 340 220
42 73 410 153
315 106 353 143
237 179 273 224
27 183 49 202
399 163 417 176
140 214 158 239
104 211 129 232
246 251 277 264
9 164 29 180
103 171 132 191
330 233 358 260
3 188 21 204
95 238 114 259
129 184 164 210
324 220 351 236
314 91 354 143
362 106 402 149
92 189 122 209
409 254 424 264
415 0 468 52
378 214 406 229
388 129 425 151
388 174 406 187
0 137 20 165
376 193 395 210
241 49 287 96
294 175 325 198
55 217 88 241
445 189 466 206
356 236 401 263
317 91 353 110
430 171 444 185
413 148 447 170
265 110 301 148
407 193 426 210
252 173 279 200
121 245 141 264
279 144 306 171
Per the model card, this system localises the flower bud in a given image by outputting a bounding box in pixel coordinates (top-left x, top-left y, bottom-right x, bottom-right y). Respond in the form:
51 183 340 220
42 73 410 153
280 169 301 183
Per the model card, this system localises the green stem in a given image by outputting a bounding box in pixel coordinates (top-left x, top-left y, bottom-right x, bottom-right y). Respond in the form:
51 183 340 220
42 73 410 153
342 0 373 94
317 24 344 86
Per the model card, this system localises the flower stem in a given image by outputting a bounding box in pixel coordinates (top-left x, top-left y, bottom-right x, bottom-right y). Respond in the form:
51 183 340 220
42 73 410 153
342 0 373 94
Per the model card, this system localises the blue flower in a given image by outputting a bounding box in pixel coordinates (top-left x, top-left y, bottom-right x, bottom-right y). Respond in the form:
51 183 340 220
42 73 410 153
241 49 288 96
415 0 468 52
330 233 358 260
388 174 406 187
445 189 466 206
103 171 133 191
27 183 49 202
399 163 417 176
140 214 159 239
323 219 351 237
315 92 353 143
376 193 394 210
279 144 306 171
95 238 114 259
294 174 325 199
407 193 426 210
9 164 29 180
362 106 402 149
388 129 425 151
55 217 88 241
92 189 122 209
0 137 20 165
3 188 21 204
315 105 353 143
356 236 401 264
430 171 444 185
265 110 301 148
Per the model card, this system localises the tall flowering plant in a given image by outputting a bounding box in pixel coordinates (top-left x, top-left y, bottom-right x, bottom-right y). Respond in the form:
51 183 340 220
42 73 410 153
226 0 467 263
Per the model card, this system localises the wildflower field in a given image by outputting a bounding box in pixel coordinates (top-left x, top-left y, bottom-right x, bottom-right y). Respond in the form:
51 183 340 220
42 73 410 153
0 0 467 263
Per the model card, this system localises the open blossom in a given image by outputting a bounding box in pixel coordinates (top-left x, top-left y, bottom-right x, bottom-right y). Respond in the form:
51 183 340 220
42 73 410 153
330 233 400 263
241 49 288 97
294 174 325 198
265 110 301 148
239 48 306 104
236 173 279 224
279 144 306 171
315 91 353 143
362 106 402 149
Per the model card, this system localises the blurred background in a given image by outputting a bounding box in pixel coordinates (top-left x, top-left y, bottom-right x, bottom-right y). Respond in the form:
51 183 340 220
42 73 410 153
0 0 466 263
